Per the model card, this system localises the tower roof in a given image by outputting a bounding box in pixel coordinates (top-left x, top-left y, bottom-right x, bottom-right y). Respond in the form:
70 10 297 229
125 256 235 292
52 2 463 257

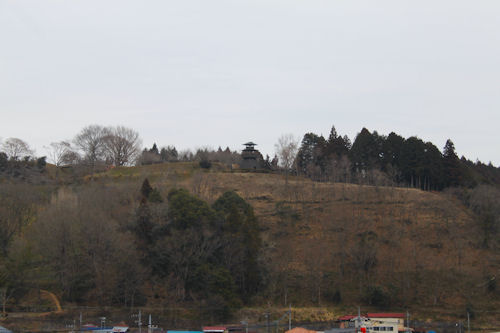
243 142 257 146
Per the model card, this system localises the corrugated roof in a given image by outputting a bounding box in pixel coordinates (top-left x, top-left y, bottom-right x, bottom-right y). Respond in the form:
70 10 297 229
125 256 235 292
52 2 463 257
339 313 405 321
367 313 405 318
203 327 227 332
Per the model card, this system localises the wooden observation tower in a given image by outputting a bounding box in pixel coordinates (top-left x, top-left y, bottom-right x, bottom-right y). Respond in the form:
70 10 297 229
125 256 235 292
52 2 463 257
241 142 263 169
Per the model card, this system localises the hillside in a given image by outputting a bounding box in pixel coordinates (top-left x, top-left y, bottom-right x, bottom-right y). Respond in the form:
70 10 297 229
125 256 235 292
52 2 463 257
1 162 499 331
100 163 499 311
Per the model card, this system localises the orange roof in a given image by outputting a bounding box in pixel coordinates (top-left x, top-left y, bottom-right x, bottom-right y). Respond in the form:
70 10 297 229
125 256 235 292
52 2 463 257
203 327 227 332
285 327 317 333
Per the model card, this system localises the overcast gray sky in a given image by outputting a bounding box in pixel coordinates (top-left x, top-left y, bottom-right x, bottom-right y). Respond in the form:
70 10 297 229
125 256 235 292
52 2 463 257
1 0 499 165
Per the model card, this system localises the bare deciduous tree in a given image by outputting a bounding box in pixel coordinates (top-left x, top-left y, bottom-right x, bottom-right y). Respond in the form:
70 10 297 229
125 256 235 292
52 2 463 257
0 285 13 317
275 134 299 184
30 186 143 305
178 149 194 161
74 125 142 170
103 126 142 166
469 185 500 247
45 141 78 167
74 125 110 175
1 138 33 160
0 184 37 256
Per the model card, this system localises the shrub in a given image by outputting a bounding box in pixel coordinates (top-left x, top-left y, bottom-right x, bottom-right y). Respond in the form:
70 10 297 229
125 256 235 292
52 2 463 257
199 159 212 169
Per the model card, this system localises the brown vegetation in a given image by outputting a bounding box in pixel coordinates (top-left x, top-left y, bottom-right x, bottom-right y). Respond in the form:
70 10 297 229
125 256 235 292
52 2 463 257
95 163 500 312
1 162 499 331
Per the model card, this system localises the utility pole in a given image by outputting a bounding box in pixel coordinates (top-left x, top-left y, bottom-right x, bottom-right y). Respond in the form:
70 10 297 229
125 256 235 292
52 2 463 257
467 312 470 333
265 311 270 333
100 317 106 329
406 311 410 333
139 310 142 333
288 304 292 331
134 309 142 333
356 307 361 332
241 320 248 333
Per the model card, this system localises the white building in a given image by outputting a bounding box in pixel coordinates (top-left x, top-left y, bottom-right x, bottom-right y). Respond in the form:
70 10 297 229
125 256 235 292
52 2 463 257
340 313 408 333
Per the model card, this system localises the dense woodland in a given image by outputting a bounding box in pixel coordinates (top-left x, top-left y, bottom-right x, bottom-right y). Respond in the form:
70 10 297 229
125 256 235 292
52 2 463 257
294 126 500 190
0 125 500 325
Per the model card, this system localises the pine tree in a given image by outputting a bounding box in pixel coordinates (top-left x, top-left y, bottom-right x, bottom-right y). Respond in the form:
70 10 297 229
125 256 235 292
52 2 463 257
399 137 426 188
381 132 404 169
326 125 350 157
297 133 320 174
141 178 153 200
149 143 159 155
297 133 327 177
349 128 380 170
422 142 443 190
442 139 462 187
328 125 338 143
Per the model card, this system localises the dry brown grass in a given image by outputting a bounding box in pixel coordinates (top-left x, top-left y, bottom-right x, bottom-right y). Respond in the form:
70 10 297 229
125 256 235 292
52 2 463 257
94 163 499 315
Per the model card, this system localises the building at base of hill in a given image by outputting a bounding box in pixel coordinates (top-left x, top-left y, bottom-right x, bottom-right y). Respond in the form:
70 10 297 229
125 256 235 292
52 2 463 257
338 313 410 333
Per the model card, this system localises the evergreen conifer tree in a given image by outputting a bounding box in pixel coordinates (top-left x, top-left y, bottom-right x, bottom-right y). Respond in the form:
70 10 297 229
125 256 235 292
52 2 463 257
149 143 159 155
141 178 153 199
326 125 350 157
442 139 462 187
349 128 380 170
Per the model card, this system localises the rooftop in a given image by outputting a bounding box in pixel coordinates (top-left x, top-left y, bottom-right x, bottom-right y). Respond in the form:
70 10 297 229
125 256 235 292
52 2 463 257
367 313 405 319
338 313 406 321
203 327 227 332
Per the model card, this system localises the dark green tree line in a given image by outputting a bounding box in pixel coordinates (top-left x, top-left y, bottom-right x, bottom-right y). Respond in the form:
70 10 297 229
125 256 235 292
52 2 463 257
295 125 500 190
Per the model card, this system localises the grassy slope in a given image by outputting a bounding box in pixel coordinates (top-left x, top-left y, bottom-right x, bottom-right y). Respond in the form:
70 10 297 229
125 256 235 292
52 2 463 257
65 163 500 324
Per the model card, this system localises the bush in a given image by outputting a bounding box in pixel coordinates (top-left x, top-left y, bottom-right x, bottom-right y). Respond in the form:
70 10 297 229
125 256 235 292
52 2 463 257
148 188 163 203
363 285 391 308
37 156 47 170
0 152 7 169
199 159 212 169
327 289 342 304
487 276 497 293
